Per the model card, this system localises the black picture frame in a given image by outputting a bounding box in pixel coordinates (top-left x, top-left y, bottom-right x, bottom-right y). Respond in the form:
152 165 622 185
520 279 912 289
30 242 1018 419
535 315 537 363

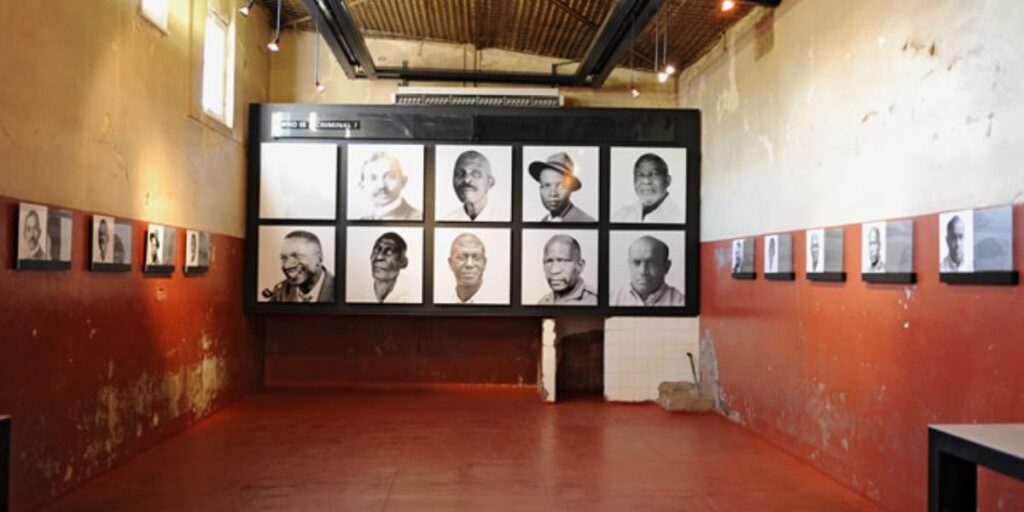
808 272 847 282
939 272 1019 286
245 104 701 317
765 272 795 281
732 272 756 280
863 273 917 284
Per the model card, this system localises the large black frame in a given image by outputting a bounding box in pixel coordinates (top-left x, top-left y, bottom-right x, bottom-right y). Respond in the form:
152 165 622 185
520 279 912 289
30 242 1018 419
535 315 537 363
245 104 701 317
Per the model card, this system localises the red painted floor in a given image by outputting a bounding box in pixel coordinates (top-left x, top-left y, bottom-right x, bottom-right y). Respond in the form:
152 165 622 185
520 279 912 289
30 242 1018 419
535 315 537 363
41 389 880 511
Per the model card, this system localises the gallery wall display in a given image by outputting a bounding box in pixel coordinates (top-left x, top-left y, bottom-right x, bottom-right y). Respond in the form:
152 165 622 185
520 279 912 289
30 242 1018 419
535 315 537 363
434 145 513 223
730 237 755 279
764 233 795 280
184 230 211 275
91 215 132 272
939 206 1017 285
144 224 177 275
246 104 701 316
806 227 845 282
861 220 915 284
16 202 72 270
609 147 687 224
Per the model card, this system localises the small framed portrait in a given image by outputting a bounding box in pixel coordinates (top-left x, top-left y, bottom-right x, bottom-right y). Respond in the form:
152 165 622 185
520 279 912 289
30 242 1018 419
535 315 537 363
184 230 211 275
257 225 336 303
91 215 132 271
764 235 779 273
144 224 176 274
805 228 826 274
522 146 600 223
609 230 686 307
972 206 1013 272
346 144 424 221
434 145 512 223
17 202 72 270
861 222 887 274
938 210 974 273
730 238 755 275
609 147 687 224
520 229 599 306
764 234 794 278
345 226 424 304
433 228 511 305
259 142 338 220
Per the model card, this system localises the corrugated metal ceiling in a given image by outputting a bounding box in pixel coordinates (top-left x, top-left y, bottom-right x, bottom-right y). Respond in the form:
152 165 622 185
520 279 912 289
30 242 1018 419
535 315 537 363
258 0 752 77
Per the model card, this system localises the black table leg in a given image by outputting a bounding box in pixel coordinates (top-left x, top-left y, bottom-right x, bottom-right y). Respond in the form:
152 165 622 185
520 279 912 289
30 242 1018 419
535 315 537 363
929 430 977 512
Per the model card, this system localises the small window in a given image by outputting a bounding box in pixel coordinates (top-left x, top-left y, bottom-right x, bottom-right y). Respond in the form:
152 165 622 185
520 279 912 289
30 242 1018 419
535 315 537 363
202 11 236 128
140 0 169 32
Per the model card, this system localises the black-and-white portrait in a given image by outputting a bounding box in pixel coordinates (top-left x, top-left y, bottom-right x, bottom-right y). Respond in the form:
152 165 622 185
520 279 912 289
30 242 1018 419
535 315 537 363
257 225 336 303
806 228 825 273
972 206 1012 272
520 229 599 306
610 147 686 224
144 224 176 271
764 235 778 273
185 230 210 272
92 215 131 266
259 142 338 220
434 145 512 222
862 222 887 274
522 146 600 223
885 220 914 273
18 203 50 262
345 226 423 304
939 210 973 273
346 144 424 221
433 228 511 305
609 230 686 307
730 238 754 274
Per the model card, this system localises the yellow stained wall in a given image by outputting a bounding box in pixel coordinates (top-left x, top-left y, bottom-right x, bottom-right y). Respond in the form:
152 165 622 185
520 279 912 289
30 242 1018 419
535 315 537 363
270 31 678 108
0 0 272 238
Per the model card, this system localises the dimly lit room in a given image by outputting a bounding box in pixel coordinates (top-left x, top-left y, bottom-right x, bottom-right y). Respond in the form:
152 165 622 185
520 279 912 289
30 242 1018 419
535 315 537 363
0 0 1022 510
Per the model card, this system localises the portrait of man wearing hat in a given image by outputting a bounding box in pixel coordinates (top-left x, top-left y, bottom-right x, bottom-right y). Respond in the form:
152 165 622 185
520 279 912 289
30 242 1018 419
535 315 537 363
528 151 597 223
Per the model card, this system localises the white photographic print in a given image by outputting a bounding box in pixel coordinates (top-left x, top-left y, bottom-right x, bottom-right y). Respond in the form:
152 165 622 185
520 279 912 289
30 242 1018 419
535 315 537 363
806 228 825 273
520 229 599 306
939 210 973 273
522 146 600 223
257 225 336 303
731 239 745 273
972 206 1013 272
18 203 49 261
92 215 117 264
609 147 687 224
259 142 338 220
346 144 424 221
345 226 424 304
862 222 887 274
434 145 512 222
145 224 165 267
764 235 779 273
609 230 686 307
433 228 511 305
185 230 210 271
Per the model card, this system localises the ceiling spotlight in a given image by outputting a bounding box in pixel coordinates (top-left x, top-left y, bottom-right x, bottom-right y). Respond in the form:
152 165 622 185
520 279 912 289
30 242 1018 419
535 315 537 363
721 0 736 11
316 81 326 93
657 71 668 83
631 88 641 98
239 0 254 16
665 64 676 75
267 0 282 52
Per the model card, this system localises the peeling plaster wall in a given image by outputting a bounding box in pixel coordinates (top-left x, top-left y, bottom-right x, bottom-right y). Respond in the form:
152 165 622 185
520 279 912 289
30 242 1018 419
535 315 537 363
0 2 270 509
682 0 1024 510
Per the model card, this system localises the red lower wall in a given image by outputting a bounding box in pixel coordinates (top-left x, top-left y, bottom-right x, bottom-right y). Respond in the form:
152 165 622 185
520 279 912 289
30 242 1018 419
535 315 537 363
701 206 1024 511
265 316 540 388
0 198 263 511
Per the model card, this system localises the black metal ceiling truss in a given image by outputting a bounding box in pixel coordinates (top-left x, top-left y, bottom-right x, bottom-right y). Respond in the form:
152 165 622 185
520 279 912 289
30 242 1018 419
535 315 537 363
300 0 674 88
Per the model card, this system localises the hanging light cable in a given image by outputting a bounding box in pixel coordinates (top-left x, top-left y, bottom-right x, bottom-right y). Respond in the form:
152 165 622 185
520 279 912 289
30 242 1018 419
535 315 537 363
630 14 639 98
267 0 282 52
314 6 325 92
656 1 668 83
664 5 675 76
239 0 255 17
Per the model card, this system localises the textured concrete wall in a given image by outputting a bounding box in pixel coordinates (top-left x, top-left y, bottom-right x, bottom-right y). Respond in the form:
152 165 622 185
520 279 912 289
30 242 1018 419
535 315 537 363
682 0 1024 509
0 1 271 509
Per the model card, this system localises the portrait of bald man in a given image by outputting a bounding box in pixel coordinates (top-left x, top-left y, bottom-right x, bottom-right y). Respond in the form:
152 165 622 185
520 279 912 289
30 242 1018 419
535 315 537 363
610 233 685 307
939 210 974 273
346 226 423 304
347 144 424 221
436 146 512 222
538 234 598 305
434 228 511 305
258 226 336 303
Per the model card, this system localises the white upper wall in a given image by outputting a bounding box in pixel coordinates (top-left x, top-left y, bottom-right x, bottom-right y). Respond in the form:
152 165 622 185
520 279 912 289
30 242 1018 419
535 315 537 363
679 0 1024 241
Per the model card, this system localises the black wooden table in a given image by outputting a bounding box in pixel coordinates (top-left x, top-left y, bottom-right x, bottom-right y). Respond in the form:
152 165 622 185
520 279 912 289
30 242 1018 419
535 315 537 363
929 424 1023 512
